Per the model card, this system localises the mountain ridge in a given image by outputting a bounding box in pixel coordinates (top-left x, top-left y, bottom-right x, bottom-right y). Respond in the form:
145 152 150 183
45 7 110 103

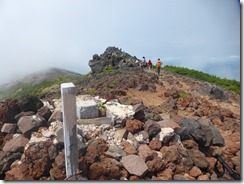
0 46 240 180
0 67 83 101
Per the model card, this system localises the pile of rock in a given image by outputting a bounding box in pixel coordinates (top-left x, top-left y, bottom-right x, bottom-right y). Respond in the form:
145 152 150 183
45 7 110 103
89 46 140 74
0 94 239 181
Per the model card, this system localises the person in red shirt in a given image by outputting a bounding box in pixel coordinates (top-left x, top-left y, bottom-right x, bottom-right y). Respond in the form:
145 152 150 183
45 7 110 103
147 60 152 70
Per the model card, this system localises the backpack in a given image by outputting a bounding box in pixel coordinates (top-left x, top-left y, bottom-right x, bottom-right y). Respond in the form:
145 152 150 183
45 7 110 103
157 61 161 68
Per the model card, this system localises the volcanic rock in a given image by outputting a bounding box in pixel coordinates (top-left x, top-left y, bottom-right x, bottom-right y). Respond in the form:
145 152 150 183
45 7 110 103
126 119 143 134
121 155 148 177
88 157 122 180
1 123 17 134
149 139 162 151
88 47 139 74
48 110 63 125
138 144 155 162
187 149 209 170
146 156 165 172
17 115 46 138
17 96 43 113
178 118 224 147
210 86 229 101
51 151 66 180
144 120 161 137
0 99 20 123
37 106 52 121
2 134 29 153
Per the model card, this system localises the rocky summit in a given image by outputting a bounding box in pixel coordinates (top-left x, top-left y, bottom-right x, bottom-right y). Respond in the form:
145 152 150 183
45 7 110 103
0 47 240 181
89 47 140 74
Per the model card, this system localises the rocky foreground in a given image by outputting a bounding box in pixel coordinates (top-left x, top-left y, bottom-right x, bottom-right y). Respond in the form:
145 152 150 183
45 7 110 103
0 47 240 180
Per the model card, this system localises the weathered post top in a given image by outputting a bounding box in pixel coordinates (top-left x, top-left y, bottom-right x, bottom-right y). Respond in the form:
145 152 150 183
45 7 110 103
61 82 78 178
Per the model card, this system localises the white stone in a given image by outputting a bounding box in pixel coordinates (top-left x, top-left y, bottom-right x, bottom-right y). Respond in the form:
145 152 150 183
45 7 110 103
41 100 54 111
105 102 134 122
76 99 99 119
1 123 17 133
52 98 62 110
159 128 175 143
76 95 135 124
25 132 51 150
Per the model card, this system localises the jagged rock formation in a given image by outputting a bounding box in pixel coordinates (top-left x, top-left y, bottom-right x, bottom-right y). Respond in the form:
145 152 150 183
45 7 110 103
89 46 140 73
0 47 240 181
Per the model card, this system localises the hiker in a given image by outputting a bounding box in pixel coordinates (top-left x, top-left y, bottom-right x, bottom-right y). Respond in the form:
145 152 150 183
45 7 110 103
143 60 147 68
156 58 162 75
142 56 147 68
147 59 152 70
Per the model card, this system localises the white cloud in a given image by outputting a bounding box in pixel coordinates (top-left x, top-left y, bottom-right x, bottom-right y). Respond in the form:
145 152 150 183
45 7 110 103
210 55 240 62
0 0 240 84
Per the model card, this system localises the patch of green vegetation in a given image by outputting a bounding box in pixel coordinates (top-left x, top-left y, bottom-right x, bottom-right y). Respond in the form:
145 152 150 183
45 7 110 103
79 72 91 82
0 74 82 101
98 65 117 76
87 88 96 95
108 78 119 89
164 65 240 94
179 91 188 98
97 103 107 110
29 75 81 97
106 65 113 71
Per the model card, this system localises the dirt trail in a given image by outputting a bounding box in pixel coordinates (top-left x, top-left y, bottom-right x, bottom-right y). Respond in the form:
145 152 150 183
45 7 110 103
127 68 240 159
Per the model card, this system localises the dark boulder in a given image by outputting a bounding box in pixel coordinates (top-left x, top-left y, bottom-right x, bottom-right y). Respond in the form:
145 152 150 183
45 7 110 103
0 99 21 123
37 106 52 121
210 86 229 101
17 115 47 138
0 151 22 178
178 118 225 147
17 96 43 113
144 120 161 138
88 47 140 74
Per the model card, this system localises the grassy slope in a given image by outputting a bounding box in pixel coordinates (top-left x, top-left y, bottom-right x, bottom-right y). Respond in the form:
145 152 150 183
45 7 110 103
0 65 240 101
163 65 240 94
0 72 83 100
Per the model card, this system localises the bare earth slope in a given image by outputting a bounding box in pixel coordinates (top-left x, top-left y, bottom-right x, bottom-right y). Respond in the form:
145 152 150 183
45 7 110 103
124 69 240 161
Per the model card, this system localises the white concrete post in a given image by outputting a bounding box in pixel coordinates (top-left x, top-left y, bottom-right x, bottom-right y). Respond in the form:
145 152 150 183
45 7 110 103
61 83 78 178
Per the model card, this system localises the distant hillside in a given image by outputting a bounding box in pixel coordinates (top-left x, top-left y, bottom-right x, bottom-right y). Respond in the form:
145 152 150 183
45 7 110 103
0 48 240 102
163 65 240 94
0 68 83 101
0 47 240 181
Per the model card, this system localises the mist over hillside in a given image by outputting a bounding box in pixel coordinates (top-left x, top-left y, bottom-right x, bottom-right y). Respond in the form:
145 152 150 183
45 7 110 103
0 67 83 101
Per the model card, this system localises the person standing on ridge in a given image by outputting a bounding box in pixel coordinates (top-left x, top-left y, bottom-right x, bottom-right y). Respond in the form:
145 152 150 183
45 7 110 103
148 59 152 70
156 58 162 75
142 56 147 68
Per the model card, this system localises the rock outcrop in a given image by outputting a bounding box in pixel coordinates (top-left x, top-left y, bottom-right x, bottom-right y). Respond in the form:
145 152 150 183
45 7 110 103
89 47 140 74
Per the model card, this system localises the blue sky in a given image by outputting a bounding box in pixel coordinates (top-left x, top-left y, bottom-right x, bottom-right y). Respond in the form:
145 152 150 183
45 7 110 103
0 0 241 84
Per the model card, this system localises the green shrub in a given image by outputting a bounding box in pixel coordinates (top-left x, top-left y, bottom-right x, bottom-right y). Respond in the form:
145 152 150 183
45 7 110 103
97 103 107 110
87 88 96 95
